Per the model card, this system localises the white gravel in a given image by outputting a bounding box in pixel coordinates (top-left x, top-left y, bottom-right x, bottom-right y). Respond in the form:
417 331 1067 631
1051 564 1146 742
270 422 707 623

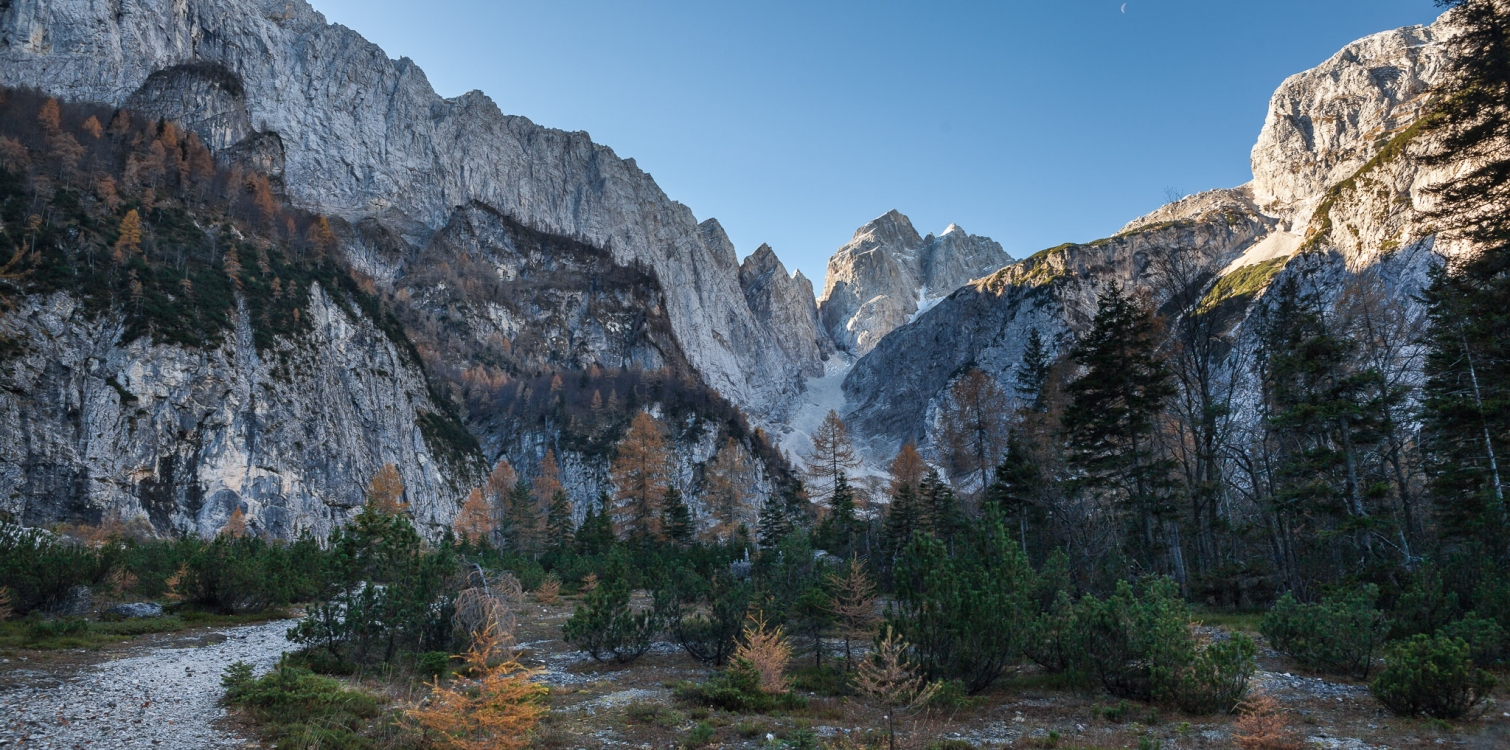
0 619 295 749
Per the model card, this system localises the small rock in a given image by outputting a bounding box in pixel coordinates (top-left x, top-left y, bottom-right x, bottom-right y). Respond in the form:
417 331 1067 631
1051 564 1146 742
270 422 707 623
105 603 162 619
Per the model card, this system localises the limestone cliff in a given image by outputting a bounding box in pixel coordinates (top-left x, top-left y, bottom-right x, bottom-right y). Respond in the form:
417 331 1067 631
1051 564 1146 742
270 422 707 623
0 0 825 416
818 211 1010 355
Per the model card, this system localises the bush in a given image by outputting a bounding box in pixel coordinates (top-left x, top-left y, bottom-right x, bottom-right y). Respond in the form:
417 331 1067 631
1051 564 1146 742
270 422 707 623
222 661 391 749
1024 590 1081 675
1065 577 1254 714
562 576 657 663
0 522 115 614
1369 634 1496 719
653 565 751 665
675 660 807 712
181 536 292 614
1437 614 1507 668
1261 587 1388 679
888 524 1032 694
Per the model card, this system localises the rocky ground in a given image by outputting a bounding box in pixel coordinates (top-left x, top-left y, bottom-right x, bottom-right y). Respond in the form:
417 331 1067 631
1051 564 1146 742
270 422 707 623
0 601 1508 749
0 620 294 749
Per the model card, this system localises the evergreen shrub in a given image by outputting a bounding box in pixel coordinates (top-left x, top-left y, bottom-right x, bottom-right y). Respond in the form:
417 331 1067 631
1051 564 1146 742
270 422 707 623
1369 635 1496 719
1261 587 1388 679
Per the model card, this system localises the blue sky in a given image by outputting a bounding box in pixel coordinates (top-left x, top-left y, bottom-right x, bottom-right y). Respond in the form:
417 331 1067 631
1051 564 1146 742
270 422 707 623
307 0 1444 290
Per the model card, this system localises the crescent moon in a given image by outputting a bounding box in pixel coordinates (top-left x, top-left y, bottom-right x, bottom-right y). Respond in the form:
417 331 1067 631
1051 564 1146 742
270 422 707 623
1121 3 1127 12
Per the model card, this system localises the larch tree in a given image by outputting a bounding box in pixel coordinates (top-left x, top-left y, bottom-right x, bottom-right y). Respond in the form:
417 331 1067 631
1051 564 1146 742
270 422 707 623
610 411 672 543
367 463 408 515
534 449 563 515
454 488 495 545
937 368 1010 498
486 459 518 547
888 442 927 497
703 438 755 541
112 209 141 263
827 556 879 666
803 410 860 503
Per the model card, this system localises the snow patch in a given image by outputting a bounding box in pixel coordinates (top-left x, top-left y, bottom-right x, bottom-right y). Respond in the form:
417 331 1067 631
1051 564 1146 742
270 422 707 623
1220 231 1303 276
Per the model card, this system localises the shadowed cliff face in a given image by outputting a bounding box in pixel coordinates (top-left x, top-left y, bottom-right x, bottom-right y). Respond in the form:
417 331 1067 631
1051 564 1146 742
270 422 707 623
0 0 827 418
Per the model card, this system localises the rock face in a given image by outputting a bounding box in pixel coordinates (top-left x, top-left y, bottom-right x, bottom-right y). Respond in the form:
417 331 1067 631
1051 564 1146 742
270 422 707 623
844 197 1274 446
0 287 466 539
740 243 831 371
1250 20 1448 228
819 211 1010 355
0 0 824 417
841 12 1460 456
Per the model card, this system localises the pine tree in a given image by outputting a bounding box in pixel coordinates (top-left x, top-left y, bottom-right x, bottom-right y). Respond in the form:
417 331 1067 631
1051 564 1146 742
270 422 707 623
610 412 672 543
576 493 616 556
1062 282 1177 571
1015 328 1052 411
817 473 858 553
803 410 861 503
454 488 495 545
985 432 1045 557
544 490 575 552
917 468 964 546
661 486 693 545
757 490 795 548
884 481 924 555
503 480 540 556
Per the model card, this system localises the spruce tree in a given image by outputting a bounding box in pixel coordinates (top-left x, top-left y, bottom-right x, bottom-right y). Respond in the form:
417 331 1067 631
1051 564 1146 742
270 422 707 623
503 480 540 556
758 490 796 547
817 473 859 554
662 486 694 546
917 468 964 547
884 482 924 556
1062 282 1177 570
1417 0 1510 562
575 492 616 556
986 432 1045 557
1015 327 1052 411
545 490 575 552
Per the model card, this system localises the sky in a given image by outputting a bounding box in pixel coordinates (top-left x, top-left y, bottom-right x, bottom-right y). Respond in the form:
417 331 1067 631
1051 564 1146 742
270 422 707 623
307 0 1445 290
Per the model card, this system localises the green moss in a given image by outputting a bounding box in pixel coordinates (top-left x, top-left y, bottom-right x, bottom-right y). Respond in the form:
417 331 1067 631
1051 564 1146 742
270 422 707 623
417 411 482 471
1197 256 1289 314
1300 112 1441 254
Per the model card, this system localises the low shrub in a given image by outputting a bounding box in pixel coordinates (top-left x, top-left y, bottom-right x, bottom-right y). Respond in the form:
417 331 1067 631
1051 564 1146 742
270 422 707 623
1369 634 1496 719
0 522 116 614
1261 587 1388 679
1176 633 1257 715
1436 614 1507 668
686 720 716 748
222 661 398 749
675 660 807 712
180 536 292 614
562 576 657 664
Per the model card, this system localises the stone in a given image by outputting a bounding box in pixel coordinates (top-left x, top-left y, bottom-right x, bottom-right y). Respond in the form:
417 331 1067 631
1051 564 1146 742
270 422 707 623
818 211 1011 356
55 586 91 618
106 602 164 620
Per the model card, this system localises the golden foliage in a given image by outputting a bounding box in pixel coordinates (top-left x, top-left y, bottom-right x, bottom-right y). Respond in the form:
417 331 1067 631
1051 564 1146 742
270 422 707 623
534 574 561 604
828 557 879 661
534 450 563 509
81 115 103 139
703 438 756 541
453 488 495 544
936 368 1010 493
453 586 517 660
580 573 599 594
112 209 142 262
407 629 546 750
1233 693 1303 750
220 507 249 538
802 410 860 502
854 626 940 750
367 463 409 515
888 442 927 497
165 564 189 602
733 612 792 695
487 459 517 512
610 412 671 541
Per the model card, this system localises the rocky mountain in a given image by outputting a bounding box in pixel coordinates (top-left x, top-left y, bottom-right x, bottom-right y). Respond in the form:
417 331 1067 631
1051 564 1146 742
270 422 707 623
842 13 1458 456
0 0 826 418
818 211 1011 356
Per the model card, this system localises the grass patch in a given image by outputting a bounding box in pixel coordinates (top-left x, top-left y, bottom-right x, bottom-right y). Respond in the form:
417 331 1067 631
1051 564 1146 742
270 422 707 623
0 606 290 651
1197 256 1288 314
222 661 416 749
1192 607 1265 634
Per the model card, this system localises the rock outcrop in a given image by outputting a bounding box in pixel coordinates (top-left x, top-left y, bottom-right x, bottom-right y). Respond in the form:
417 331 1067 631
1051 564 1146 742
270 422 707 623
818 211 1010 355
740 243 831 371
0 0 825 417
0 287 471 539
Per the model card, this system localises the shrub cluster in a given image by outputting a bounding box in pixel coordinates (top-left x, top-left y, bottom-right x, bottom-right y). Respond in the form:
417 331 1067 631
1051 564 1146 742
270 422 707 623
1261 587 1388 679
1369 634 1497 719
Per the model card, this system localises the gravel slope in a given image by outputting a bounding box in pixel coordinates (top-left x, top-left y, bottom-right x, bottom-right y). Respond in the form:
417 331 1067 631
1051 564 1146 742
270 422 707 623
0 620 294 749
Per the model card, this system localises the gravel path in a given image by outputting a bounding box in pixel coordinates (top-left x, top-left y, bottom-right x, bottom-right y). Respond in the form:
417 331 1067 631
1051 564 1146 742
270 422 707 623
0 620 296 749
